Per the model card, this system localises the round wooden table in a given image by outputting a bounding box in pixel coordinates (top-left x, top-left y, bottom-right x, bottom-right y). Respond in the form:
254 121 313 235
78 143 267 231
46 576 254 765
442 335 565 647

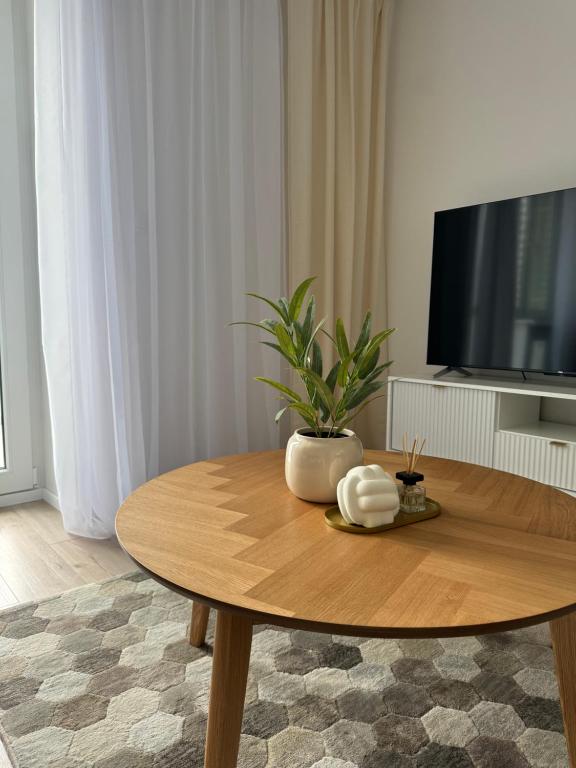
116 450 576 768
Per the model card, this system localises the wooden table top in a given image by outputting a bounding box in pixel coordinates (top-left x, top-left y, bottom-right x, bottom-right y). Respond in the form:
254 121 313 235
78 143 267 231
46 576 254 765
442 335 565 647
116 450 576 638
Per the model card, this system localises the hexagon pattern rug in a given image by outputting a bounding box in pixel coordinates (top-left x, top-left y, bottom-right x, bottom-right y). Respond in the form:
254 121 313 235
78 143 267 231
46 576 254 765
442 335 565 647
0 572 569 768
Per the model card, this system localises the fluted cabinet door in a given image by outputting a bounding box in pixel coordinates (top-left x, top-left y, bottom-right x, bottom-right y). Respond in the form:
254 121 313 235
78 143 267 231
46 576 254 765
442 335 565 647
390 382 496 467
494 432 576 491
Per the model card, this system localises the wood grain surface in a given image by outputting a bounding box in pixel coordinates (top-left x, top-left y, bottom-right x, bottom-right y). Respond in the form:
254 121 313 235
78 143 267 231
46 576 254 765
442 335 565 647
551 612 576 765
203 611 253 768
116 450 576 638
0 500 133 608
189 601 210 647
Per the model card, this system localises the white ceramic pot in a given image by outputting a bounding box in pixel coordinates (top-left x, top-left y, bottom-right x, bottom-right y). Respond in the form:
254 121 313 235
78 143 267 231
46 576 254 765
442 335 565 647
285 428 364 503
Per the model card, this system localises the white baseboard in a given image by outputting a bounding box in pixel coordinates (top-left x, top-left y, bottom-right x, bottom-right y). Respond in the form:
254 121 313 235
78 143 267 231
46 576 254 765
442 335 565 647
0 488 43 507
0 487 60 509
42 488 60 510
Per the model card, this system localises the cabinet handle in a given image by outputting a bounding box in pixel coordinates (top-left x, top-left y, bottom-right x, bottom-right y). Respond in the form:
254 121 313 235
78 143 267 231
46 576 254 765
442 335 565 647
432 384 446 390
549 440 568 447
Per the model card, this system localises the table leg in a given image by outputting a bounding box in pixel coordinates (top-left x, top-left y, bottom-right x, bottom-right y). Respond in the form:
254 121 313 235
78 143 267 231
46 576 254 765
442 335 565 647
551 612 576 768
189 602 210 647
204 610 252 768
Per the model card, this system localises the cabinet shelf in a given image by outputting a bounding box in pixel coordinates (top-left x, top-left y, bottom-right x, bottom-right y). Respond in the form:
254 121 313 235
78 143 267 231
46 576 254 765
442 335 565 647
498 421 576 444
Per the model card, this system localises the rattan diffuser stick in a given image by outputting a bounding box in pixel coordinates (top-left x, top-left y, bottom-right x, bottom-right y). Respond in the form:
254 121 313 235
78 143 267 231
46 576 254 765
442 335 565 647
402 433 426 473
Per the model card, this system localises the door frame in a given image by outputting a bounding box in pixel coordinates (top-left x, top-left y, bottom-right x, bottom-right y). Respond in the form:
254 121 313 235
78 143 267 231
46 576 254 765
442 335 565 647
0 1 35 495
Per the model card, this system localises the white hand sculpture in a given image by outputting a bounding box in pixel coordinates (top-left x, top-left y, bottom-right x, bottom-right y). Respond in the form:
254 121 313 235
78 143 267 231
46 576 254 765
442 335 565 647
336 464 400 528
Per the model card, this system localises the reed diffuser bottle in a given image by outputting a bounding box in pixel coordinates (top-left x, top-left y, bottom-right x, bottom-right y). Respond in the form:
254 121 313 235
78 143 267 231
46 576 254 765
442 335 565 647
396 434 427 514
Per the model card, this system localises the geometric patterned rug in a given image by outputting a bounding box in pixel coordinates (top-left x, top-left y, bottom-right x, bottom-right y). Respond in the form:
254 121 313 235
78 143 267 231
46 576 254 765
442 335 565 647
0 572 568 768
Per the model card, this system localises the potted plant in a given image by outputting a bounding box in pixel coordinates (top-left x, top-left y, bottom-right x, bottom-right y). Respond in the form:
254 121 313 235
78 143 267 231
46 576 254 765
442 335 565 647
233 277 394 502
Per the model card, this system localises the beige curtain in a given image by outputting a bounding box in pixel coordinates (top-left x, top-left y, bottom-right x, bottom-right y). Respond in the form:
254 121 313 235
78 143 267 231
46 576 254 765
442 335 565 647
283 0 393 447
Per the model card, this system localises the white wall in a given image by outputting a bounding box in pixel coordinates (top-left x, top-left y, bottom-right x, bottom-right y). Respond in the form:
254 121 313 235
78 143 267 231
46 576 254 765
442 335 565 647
385 0 576 376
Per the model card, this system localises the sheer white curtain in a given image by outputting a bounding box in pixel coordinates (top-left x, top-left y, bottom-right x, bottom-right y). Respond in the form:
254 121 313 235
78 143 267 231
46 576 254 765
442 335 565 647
34 0 285 537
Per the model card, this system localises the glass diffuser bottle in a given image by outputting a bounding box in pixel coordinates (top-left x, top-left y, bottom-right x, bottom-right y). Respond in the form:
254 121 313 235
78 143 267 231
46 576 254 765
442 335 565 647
396 470 426 514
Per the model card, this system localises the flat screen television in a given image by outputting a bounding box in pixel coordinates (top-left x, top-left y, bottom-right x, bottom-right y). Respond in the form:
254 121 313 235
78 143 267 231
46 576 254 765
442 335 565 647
427 187 576 375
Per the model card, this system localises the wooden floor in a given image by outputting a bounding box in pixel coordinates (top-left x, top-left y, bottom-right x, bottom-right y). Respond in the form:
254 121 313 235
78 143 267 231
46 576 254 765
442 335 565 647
0 500 134 610
0 500 133 765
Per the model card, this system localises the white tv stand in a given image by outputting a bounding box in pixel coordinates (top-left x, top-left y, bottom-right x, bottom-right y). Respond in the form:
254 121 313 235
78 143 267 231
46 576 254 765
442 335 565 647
386 375 576 495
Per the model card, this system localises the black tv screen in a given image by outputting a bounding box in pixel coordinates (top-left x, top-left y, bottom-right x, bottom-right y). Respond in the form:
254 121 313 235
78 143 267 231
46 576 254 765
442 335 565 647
427 187 576 375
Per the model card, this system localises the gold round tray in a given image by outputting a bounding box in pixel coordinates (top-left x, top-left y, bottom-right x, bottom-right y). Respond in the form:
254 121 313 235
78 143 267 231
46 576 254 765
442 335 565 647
324 498 441 534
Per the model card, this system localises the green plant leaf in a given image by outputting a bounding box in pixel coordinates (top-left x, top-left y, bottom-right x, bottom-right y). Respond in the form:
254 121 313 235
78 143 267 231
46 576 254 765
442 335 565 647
337 355 353 388
229 321 275 335
335 318 350 359
292 321 306 362
297 368 335 415
303 318 326 362
246 293 288 321
261 341 295 365
357 346 380 378
311 339 323 376
337 393 388 430
254 377 301 402
302 296 315 346
288 276 316 322
352 311 372 361
304 356 329 422
326 361 341 392
362 327 395 361
287 401 319 431
361 360 393 386
274 324 297 362
319 406 331 424
321 328 337 347
278 297 291 324
345 379 386 410
275 407 288 423
333 397 348 422
302 373 327 420
260 319 279 332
